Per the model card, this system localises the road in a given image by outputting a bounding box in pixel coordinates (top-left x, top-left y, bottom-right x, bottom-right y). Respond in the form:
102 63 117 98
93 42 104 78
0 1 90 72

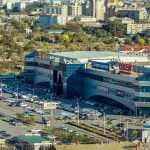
0 87 146 143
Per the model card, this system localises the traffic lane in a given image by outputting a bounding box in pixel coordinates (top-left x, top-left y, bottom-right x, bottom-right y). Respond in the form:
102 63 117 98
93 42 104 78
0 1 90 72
0 101 24 116
0 119 29 137
1 90 144 129
0 101 43 123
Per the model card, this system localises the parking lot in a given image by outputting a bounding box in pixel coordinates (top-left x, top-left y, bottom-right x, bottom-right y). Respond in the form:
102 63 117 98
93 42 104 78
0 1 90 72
0 78 148 142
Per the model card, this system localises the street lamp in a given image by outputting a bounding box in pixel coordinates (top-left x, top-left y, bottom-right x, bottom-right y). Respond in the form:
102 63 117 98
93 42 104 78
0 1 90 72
75 97 80 126
135 103 138 118
0 79 2 97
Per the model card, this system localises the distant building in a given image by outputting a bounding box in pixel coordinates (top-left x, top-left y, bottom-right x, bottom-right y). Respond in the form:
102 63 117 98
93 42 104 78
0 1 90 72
37 0 107 24
116 3 148 21
41 3 68 26
0 0 3 7
39 14 67 28
77 16 97 22
106 0 120 7
143 121 150 143
13 135 53 150
82 0 106 21
13 2 26 11
24 50 150 115
105 0 121 18
95 0 105 21
43 4 68 17
108 17 150 34
5 1 26 11
126 22 150 34
69 0 82 16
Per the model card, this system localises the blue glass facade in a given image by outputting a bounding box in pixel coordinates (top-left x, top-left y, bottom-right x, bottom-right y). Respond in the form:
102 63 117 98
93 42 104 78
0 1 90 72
64 64 85 78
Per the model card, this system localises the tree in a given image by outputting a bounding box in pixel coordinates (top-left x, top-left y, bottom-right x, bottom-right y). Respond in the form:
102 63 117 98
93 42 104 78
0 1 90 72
24 41 34 51
138 38 145 46
124 38 132 44
62 33 70 44
105 20 126 37
26 115 35 124
65 23 82 32
132 34 141 43
107 119 112 128
130 129 138 141
145 37 150 44
17 113 24 122
16 113 35 124
11 19 20 30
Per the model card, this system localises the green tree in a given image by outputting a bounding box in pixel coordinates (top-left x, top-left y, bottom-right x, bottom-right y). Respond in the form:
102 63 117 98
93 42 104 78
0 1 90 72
11 19 20 30
105 20 126 37
145 37 150 44
138 38 145 46
62 33 70 44
26 115 35 124
130 129 138 141
65 23 82 32
24 41 34 51
132 34 141 43
17 113 35 124
17 113 25 122
125 38 132 44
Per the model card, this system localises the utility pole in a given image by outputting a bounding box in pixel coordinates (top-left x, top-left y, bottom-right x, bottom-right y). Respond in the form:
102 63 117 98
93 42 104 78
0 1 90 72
16 79 19 101
103 112 106 135
120 113 122 130
77 97 80 126
32 86 35 96
126 121 129 141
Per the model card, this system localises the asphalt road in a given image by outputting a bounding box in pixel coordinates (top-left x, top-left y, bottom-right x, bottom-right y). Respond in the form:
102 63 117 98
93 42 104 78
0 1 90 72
0 90 146 142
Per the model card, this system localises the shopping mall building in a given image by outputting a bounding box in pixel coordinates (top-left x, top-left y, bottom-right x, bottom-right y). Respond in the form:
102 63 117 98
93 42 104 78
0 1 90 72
24 51 150 115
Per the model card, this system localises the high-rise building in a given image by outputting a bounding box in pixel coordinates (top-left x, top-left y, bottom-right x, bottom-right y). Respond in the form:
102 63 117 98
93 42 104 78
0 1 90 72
82 0 106 21
70 0 82 16
95 0 105 20
0 0 2 7
105 0 120 18
82 0 93 16
107 0 119 7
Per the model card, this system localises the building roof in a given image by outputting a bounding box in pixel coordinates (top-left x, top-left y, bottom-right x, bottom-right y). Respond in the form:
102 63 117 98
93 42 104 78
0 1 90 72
48 51 117 63
18 135 50 144
48 51 150 64
48 29 65 34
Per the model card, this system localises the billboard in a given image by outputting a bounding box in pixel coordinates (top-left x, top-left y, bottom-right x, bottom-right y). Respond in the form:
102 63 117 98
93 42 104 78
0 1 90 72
91 61 109 71
43 102 57 110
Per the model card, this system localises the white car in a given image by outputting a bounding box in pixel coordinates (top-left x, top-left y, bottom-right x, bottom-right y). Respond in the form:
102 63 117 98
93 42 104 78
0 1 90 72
30 129 42 134
26 106 35 111
34 100 40 104
35 109 44 115
20 103 28 107
39 101 44 105
32 96 38 100
6 99 15 103
21 95 29 99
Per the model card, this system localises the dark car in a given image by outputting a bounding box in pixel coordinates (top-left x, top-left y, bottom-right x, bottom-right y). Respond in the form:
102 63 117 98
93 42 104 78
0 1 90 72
116 123 124 128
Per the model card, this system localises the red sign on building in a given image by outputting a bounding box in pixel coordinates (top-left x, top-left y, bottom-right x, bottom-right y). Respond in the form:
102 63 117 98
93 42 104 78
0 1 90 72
119 63 132 73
